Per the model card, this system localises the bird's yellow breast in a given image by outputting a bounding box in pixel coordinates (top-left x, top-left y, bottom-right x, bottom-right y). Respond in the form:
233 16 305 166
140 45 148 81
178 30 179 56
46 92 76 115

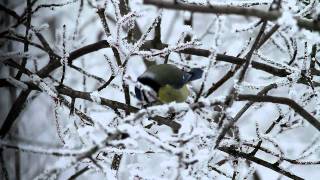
158 84 189 103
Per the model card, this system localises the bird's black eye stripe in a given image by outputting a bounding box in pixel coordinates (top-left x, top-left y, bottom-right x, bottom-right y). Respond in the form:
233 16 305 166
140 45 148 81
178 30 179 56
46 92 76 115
137 77 161 92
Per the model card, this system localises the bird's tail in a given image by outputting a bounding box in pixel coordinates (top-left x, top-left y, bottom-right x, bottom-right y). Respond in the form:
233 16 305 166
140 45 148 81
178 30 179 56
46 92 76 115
187 68 203 81
135 86 143 101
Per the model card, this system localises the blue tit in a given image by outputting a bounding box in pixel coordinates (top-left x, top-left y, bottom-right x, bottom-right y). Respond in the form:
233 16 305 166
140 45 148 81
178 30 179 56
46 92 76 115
135 64 203 103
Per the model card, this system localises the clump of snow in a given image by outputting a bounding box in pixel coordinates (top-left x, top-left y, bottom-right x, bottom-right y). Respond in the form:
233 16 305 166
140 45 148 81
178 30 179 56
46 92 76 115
32 23 50 33
183 11 192 20
60 53 69 65
90 91 102 104
277 11 298 33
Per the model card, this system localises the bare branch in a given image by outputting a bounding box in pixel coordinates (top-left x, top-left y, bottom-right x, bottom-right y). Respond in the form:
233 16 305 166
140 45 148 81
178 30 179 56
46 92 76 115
143 0 320 32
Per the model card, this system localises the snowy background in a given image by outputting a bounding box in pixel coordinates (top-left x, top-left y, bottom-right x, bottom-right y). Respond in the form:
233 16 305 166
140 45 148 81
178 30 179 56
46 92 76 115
1 0 320 179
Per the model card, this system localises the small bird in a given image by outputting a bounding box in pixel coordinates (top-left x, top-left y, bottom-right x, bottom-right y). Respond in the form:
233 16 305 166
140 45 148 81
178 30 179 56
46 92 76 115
135 64 203 103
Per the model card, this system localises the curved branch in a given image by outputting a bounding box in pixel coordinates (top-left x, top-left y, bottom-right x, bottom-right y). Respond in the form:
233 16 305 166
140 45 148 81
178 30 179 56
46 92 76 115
141 41 291 77
0 4 20 19
0 90 31 138
237 94 320 131
56 86 181 132
37 40 110 77
219 146 304 180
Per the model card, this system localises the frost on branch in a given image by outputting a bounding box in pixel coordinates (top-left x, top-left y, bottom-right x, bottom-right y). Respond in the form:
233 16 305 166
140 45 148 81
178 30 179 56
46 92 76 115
6 76 28 90
30 74 58 98
31 23 50 33
90 91 102 104
0 51 31 59
1 0 320 180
